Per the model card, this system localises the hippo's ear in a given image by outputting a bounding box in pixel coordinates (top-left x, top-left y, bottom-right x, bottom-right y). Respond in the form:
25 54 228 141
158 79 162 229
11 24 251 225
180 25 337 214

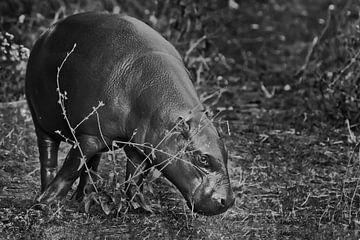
176 116 191 139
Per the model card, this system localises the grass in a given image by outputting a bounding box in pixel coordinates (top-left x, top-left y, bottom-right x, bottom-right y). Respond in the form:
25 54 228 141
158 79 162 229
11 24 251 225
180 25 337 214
1 84 360 239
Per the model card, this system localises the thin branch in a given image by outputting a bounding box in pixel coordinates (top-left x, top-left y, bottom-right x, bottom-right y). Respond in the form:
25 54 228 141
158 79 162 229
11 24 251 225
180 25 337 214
297 5 333 80
329 50 360 87
184 35 207 63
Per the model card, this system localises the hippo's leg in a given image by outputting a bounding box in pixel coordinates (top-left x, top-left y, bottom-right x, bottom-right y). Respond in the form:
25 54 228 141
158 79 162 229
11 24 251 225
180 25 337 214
37 135 105 203
73 153 102 201
35 127 60 192
124 145 152 212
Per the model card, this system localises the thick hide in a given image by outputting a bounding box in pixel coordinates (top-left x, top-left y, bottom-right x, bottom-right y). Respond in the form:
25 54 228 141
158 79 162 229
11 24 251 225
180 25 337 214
25 12 234 215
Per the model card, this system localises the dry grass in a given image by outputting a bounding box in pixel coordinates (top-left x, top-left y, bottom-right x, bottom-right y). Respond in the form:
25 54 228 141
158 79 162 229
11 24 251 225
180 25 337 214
2 86 360 239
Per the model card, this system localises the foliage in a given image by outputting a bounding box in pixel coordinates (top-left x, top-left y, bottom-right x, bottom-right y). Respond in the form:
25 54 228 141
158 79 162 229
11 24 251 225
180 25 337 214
0 32 29 102
149 0 234 86
1 0 236 103
309 4 360 124
1 1 360 121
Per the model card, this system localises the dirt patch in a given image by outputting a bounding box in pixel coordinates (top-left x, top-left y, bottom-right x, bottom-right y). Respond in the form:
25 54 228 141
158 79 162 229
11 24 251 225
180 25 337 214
1 92 360 239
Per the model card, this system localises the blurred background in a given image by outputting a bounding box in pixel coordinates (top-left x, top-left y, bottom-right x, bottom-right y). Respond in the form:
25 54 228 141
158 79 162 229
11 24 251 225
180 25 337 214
1 0 360 127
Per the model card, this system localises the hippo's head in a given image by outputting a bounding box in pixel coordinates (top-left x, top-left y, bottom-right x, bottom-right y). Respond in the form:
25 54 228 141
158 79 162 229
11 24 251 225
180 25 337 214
152 113 235 215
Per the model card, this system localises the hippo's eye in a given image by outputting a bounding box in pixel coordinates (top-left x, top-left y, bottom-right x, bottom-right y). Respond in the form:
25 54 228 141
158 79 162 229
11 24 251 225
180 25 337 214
197 155 210 168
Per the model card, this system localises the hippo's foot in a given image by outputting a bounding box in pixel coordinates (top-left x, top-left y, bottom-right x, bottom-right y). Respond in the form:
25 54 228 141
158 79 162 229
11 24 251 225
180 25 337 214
32 199 63 212
127 192 153 214
34 186 67 213
36 181 71 204
36 190 57 204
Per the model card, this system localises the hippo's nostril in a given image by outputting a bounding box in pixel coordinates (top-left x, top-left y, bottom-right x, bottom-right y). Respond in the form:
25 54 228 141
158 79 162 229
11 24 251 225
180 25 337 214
219 198 226 207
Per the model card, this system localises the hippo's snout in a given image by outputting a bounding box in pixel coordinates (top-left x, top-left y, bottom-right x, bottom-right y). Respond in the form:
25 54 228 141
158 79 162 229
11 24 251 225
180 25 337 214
189 174 235 216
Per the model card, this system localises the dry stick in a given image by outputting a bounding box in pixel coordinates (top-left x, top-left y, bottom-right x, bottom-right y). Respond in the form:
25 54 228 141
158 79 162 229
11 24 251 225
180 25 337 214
49 203 64 220
0 99 27 109
149 102 203 156
122 111 221 213
74 103 104 131
297 6 332 81
146 109 224 180
140 108 217 174
54 130 75 145
184 35 207 63
113 140 193 188
92 114 187 204
126 150 184 205
200 88 225 106
119 103 204 194
112 110 213 197
94 109 120 193
329 50 360 87
55 43 104 194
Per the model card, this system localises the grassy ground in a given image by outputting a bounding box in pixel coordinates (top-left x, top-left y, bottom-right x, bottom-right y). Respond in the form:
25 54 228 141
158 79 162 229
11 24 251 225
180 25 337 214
1 84 360 239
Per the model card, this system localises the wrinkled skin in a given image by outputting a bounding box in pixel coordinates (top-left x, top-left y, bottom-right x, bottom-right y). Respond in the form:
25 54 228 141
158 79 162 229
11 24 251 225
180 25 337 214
157 116 235 215
25 12 234 215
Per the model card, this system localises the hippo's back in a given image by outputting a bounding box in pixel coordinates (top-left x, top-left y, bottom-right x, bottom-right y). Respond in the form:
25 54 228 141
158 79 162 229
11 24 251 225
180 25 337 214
25 12 190 140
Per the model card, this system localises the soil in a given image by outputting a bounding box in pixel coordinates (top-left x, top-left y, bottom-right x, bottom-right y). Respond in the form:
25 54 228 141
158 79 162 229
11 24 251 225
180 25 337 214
1 86 360 239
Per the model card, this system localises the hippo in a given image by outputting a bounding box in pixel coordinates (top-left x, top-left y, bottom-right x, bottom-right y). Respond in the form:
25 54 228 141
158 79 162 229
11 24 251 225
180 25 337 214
25 12 234 215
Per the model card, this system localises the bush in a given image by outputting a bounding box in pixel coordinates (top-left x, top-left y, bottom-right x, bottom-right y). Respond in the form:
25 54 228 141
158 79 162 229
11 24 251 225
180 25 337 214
3 0 360 128
0 32 29 102
0 0 235 102
300 3 360 124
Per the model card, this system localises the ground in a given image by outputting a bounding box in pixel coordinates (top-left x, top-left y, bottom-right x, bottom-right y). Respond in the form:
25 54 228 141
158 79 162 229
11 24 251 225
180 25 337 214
1 83 360 240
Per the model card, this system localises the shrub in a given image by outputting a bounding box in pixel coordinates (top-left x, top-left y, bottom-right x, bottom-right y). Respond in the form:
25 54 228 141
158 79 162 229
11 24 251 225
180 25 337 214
302 3 360 124
0 32 29 102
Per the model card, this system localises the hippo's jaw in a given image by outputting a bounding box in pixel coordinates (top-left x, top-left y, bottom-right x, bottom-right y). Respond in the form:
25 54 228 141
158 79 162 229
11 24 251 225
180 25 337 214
155 155 235 215
185 172 235 216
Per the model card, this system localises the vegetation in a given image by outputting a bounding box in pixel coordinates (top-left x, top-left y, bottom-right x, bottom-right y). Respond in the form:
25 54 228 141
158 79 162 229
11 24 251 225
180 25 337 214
1 0 360 239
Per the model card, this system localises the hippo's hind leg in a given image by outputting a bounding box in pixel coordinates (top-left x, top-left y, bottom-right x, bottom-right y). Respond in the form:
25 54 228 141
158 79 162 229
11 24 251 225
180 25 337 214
124 145 152 212
73 153 102 201
37 135 105 203
35 127 60 192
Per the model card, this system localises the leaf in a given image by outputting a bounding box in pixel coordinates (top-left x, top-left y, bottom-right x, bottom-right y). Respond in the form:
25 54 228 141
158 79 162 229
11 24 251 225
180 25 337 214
84 192 97 213
99 196 111 215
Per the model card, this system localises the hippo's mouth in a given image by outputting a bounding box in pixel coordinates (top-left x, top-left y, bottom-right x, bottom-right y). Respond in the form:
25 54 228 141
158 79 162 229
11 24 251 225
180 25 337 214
184 177 235 216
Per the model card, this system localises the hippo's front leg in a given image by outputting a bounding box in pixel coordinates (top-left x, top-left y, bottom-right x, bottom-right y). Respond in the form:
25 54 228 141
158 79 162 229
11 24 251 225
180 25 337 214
124 145 152 213
37 135 105 203
73 153 102 201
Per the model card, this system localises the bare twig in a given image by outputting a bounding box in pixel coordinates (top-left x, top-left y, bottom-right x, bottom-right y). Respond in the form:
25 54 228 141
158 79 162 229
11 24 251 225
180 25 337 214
184 35 207 63
0 100 27 109
329 50 360 87
297 5 333 80
73 101 104 130
55 43 104 194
